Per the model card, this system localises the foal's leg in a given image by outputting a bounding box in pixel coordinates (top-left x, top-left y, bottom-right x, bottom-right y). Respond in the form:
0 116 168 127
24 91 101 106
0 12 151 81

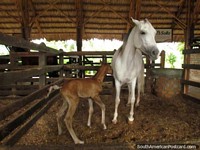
64 97 84 144
57 100 68 135
87 98 94 128
128 78 137 124
112 80 121 124
93 95 107 130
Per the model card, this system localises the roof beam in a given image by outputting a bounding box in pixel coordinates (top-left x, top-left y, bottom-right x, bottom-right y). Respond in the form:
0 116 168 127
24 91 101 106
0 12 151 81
100 0 131 26
18 0 31 40
28 0 43 37
193 0 200 24
171 0 186 29
29 0 60 26
152 0 186 29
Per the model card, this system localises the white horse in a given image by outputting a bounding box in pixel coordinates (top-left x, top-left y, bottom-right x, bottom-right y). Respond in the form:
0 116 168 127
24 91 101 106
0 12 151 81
112 18 160 124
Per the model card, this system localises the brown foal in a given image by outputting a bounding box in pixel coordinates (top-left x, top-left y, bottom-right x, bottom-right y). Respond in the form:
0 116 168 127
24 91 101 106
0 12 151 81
46 63 112 144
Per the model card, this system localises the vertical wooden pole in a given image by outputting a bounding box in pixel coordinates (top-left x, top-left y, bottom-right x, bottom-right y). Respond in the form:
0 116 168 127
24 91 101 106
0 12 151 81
20 0 31 41
160 50 165 68
75 0 83 77
59 49 64 77
39 53 46 88
183 0 195 94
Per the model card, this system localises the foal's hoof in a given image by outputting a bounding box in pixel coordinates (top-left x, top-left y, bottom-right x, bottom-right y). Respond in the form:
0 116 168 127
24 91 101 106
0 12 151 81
103 124 107 130
112 119 117 124
75 140 84 144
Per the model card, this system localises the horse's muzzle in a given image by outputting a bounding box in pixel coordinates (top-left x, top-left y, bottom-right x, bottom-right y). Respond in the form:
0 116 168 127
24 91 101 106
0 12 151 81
150 47 160 60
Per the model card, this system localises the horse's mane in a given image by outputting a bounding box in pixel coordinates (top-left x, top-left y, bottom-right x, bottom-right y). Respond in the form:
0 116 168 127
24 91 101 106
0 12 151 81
119 28 133 54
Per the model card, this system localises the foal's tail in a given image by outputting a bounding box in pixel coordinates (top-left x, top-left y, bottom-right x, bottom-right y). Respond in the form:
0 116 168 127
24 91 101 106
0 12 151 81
45 85 61 98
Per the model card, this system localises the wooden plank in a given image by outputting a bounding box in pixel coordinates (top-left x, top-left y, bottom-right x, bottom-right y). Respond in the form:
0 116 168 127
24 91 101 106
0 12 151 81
0 32 60 54
63 65 100 70
0 65 63 85
0 79 63 121
39 53 46 88
182 94 200 104
183 49 200 54
63 51 114 56
0 89 35 96
181 79 200 88
1 93 59 146
182 64 200 70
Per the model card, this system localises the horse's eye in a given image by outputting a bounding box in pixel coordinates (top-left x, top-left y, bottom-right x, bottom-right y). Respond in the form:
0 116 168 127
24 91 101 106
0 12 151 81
140 31 145 35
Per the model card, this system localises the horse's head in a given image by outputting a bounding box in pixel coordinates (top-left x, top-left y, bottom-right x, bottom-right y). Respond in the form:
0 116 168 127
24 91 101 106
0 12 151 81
131 18 160 61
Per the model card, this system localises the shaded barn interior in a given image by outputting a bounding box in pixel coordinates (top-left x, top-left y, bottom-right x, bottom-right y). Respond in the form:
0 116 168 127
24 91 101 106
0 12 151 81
0 0 200 149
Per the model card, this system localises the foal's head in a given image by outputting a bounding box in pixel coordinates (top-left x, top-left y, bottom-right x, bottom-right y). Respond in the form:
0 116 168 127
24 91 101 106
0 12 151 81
94 63 112 82
131 18 160 61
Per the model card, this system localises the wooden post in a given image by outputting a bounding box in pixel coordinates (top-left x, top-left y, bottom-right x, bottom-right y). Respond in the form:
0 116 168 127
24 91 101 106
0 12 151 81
75 0 83 78
20 0 31 41
183 0 195 94
160 50 165 68
39 53 46 88
59 49 64 77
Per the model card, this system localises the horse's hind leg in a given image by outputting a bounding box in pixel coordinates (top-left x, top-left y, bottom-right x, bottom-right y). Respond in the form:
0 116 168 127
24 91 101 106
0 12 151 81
112 80 121 124
64 97 84 144
57 100 68 135
87 98 94 128
93 95 107 130
126 84 132 106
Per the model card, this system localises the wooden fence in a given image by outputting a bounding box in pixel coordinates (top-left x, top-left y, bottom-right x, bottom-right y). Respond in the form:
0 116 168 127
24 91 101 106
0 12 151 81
182 44 200 102
0 33 165 97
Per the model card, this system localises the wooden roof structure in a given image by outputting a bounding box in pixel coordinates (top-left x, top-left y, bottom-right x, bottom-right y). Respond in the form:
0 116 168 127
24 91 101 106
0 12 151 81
0 0 200 42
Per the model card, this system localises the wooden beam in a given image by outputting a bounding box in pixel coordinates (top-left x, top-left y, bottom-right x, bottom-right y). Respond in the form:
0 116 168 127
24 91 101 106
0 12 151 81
29 0 60 26
0 33 60 54
54 5 76 25
171 0 186 29
0 65 63 85
100 0 132 27
28 0 43 37
193 0 200 24
152 0 186 29
0 78 63 121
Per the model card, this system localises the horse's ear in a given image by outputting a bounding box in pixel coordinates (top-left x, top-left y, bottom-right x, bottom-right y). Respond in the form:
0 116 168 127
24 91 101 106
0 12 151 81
131 17 139 26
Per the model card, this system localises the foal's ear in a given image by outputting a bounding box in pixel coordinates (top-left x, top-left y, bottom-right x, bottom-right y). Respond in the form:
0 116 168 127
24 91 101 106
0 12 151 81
144 18 149 23
131 17 139 26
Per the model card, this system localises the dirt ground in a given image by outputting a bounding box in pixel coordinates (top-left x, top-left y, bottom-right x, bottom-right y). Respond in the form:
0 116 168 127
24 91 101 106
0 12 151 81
15 90 200 146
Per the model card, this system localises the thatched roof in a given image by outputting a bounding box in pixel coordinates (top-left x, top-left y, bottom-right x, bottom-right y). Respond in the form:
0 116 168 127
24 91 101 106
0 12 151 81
0 0 199 42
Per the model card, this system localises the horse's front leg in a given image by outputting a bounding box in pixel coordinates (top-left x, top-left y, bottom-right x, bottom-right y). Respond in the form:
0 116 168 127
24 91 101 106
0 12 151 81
128 78 137 124
112 80 121 124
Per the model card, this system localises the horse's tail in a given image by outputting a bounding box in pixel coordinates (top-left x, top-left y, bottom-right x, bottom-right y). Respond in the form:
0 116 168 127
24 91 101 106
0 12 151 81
45 85 61 98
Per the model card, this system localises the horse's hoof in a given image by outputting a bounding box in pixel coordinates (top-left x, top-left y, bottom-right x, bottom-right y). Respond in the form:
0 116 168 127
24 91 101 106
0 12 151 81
128 118 134 125
103 124 107 130
135 103 140 107
87 124 92 128
128 120 134 125
112 119 117 124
